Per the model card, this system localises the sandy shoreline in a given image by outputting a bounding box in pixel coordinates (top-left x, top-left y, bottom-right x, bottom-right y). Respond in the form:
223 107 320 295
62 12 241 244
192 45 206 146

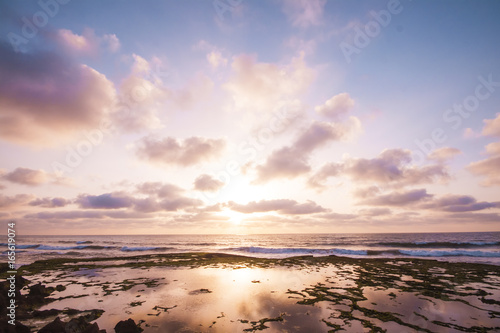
2 253 500 332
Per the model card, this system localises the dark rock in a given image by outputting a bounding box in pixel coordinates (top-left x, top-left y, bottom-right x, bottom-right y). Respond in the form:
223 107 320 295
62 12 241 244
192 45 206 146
55 285 67 292
38 317 66 333
32 308 60 318
82 323 103 333
66 316 90 333
0 319 31 333
28 283 53 298
114 318 142 333
37 315 106 333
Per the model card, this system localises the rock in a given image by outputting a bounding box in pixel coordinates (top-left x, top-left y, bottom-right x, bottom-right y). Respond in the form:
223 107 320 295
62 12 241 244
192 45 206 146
55 284 67 292
0 319 31 333
114 318 142 333
32 308 60 318
38 317 66 333
28 283 53 298
83 323 105 333
66 316 90 333
37 314 106 333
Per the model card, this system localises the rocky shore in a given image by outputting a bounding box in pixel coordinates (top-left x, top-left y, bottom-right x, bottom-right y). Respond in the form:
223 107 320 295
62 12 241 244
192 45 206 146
1 253 499 332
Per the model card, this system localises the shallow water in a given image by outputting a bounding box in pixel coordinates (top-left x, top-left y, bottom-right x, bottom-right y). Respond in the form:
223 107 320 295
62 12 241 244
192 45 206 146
21 257 500 332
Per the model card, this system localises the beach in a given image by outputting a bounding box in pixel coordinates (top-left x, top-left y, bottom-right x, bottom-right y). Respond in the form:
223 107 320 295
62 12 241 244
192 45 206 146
3 252 500 332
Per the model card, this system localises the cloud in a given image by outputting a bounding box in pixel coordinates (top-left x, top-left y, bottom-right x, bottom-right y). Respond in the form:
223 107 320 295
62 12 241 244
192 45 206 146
55 28 120 54
315 93 354 120
0 41 116 145
308 148 450 189
76 186 203 213
169 73 214 110
224 53 315 111
307 162 342 189
359 189 432 206
421 194 499 212
112 54 167 132
207 50 228 69
358 208 392 216
0 194 34 210
2 167 48 186
256 118 361 183
1 167 74 187
29 197 69 208
76 192 133 209
135 182 203 211
194 174 225 192
255 147 311 182
135 136 226 167
463 128 479 139
317 212 357 220
281 0 327 28
467 114 500 186
482 113 500 137
136 182 184 198
427 147 462 162
485 142 500 155
466 151 500 186
283 36 317 55
227 199 327 215
353 186 381 199
132 196 202 213
24 210 148 220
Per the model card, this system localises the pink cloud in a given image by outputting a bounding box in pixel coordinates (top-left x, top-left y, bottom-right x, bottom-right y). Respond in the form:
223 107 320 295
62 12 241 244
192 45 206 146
308 148 450 189
135 136 226 167
315 93 355 120
55 28 120 55
482 113 500 137
427 147 462 162
224 53 315 111
359 188 432 206
256 118 361 183
2 167 48 186
227 199 327 215
194 174 225 192
281 0 327 28
0 194 34 210
0 42 116 145
466 114 500 186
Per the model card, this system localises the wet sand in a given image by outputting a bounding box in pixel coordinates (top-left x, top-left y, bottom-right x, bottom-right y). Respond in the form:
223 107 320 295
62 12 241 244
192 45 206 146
9 253 500 332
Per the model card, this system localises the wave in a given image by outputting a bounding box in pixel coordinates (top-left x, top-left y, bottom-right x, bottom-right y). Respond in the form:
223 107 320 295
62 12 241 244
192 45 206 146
399 249 500 258
3 244 117 251
223 246 500 258
120 246 175 252
377 241 500 248
224 246 368 256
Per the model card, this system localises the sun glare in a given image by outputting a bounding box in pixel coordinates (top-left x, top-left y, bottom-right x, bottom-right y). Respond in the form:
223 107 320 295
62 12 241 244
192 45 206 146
220 208 247 225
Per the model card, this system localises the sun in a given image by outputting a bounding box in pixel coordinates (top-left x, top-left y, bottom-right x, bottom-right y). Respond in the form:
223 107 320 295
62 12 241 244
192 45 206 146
219 208 247 225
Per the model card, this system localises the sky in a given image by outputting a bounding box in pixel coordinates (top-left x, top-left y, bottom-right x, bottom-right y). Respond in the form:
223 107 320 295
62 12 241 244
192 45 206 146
0 0 499 235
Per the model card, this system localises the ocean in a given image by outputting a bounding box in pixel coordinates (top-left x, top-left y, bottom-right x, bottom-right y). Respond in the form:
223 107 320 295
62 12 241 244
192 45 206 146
4 232 500 266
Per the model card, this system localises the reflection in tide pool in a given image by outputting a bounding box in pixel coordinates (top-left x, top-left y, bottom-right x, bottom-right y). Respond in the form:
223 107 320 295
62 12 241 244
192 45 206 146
22 257 500 332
